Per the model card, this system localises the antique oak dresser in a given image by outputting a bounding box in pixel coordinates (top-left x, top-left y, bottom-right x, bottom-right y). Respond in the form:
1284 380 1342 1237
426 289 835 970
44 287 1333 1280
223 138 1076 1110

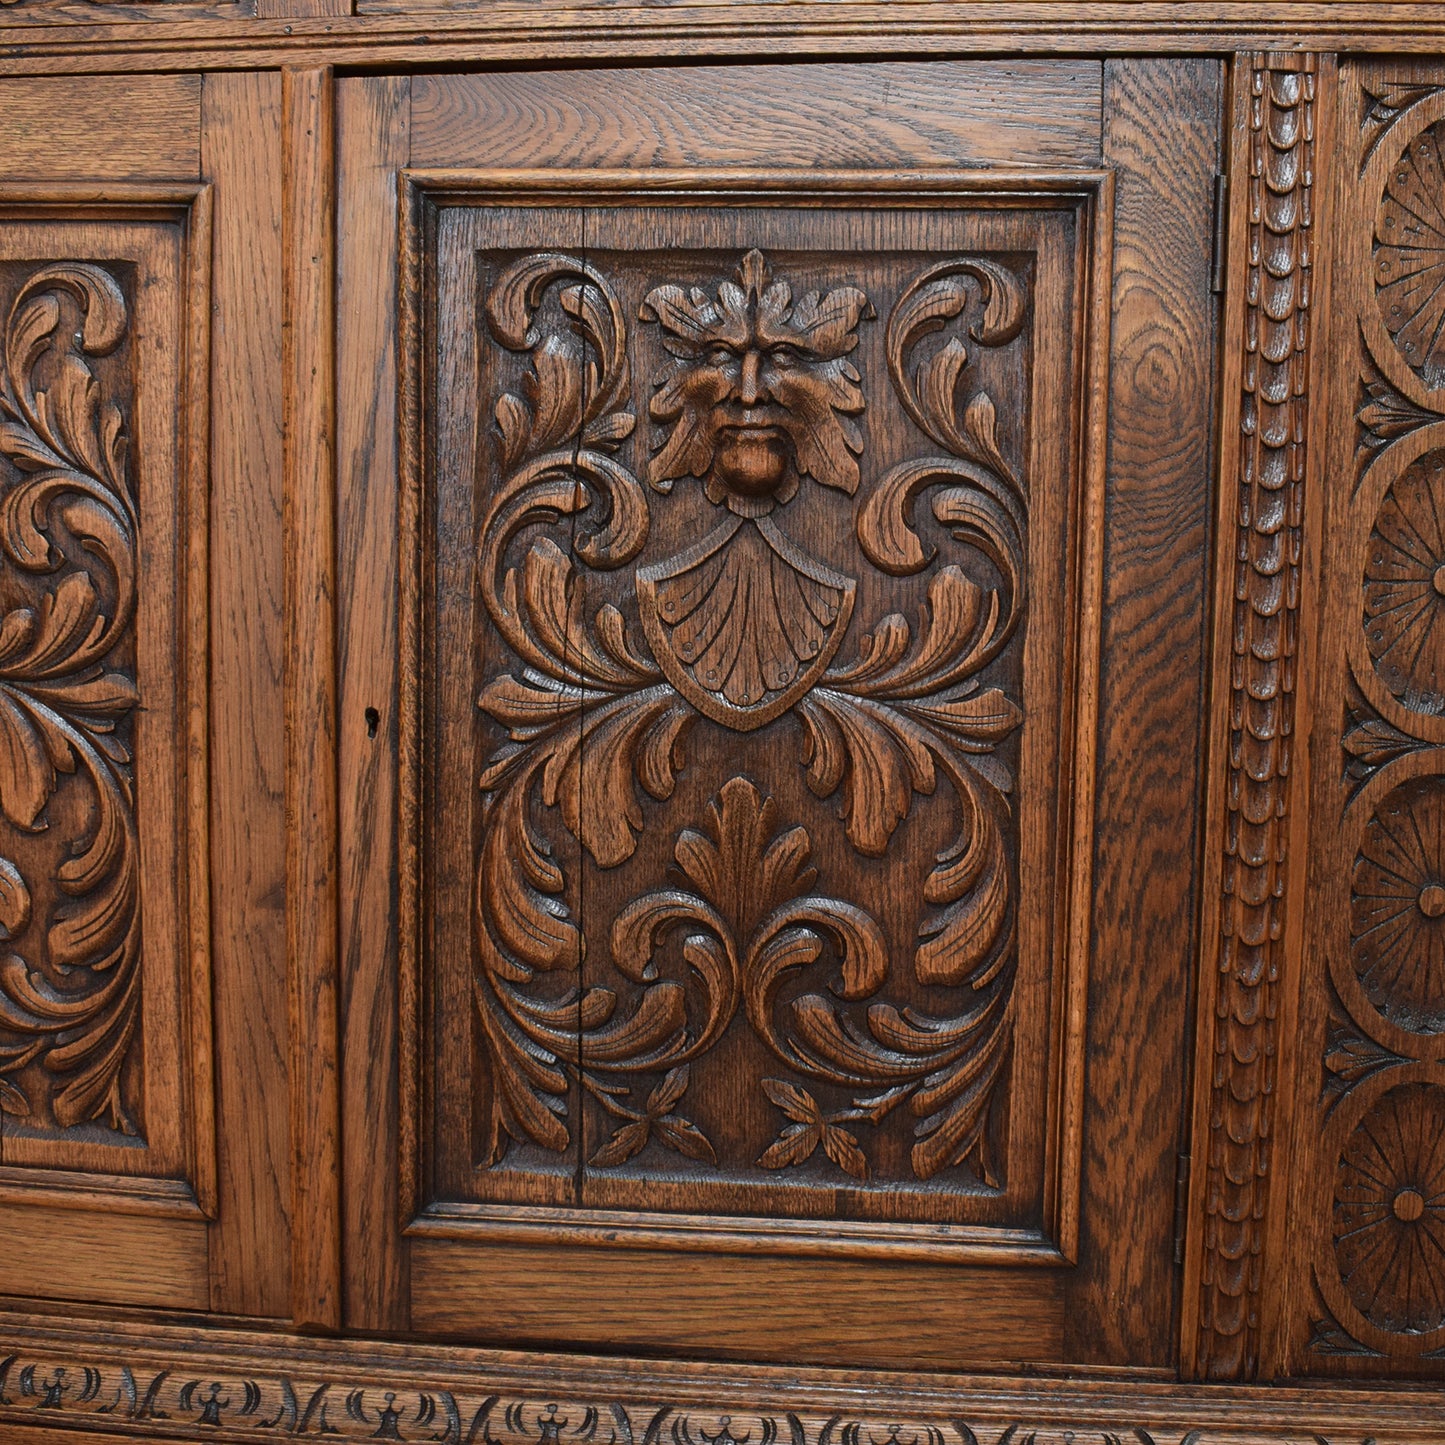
0 4 1442 1442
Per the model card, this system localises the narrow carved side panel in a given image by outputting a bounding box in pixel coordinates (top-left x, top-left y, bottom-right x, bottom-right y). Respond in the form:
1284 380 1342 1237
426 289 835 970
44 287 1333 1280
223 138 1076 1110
0 202 212 1204
0 263 143 1142
1189 52 1318 1382
1281 58 1445 1378
407 182 1105 1255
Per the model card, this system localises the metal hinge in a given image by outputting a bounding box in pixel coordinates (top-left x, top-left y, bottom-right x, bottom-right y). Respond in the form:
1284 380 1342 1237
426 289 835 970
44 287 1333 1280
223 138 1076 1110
1173 1152 1192 1265
1210 173 1229 295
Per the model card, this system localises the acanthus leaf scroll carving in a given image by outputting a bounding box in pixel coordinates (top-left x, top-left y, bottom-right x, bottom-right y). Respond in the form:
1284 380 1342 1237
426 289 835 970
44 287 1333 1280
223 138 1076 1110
0 263 142 1139
469 243 1028 1194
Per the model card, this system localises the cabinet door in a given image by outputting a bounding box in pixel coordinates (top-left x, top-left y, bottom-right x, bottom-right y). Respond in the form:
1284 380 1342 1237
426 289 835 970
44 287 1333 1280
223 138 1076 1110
0 73 293 1323
337 61 1222 1371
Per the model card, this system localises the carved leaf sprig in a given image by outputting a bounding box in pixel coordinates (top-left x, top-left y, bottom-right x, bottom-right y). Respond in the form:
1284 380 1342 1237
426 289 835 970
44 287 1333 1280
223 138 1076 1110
586 1064 717 1168
758 1077 869 1180
0 263 142 1134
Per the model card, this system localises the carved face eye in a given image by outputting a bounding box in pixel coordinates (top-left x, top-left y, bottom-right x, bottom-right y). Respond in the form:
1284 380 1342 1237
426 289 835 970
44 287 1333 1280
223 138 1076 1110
704 343 737 368
767 344 802 369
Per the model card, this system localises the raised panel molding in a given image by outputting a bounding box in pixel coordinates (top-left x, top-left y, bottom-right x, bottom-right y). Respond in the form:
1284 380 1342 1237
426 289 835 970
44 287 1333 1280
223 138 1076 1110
0 186 213 1218
399 170 1109 1263
0 1313 1442 1445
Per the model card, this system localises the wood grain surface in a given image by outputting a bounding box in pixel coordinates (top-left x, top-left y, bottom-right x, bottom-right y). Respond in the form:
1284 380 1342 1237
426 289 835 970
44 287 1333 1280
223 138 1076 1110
409 63 1103 170
0 1204 208 1310
201 70 291 1321
282 63 342 1337
2 1305 1443 1445
0 76 200 178
409 1240 1066 1369
336 73 411 1336
5 7 1445 76
1278 55 1445 1383
1063 58 1222 1368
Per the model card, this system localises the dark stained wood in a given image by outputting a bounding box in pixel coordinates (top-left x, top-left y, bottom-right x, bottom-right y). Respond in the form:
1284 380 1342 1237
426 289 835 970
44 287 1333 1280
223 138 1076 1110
0 213 199 1185
336 72 411 1335
407 177 1104 1263
0 76 200 179
1065 58 1222 1368
409 1240 1067 1369
282 62 342 1336
4 11 1443 1429
201 70 292 1320
409 63 1104 170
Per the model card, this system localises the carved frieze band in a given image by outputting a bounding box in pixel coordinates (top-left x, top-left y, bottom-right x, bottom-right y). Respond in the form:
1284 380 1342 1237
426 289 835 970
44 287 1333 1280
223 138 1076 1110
0 1324 1440 1445
0 263 143 1141
1194 53 1317 1381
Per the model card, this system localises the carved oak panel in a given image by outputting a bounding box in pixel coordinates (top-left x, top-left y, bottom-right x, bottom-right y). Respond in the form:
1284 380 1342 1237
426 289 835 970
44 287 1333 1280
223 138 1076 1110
1286 62 1445 1377
404 177 1106 1259
0 200 212 1214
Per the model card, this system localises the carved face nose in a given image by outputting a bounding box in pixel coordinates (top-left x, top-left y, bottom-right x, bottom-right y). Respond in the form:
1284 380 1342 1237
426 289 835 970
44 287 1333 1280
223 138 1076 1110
737 348 765 405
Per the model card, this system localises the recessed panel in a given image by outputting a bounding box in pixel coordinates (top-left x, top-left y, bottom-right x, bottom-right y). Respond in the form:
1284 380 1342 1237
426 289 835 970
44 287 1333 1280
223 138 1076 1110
407 178 1105 1258
0 204 211 1216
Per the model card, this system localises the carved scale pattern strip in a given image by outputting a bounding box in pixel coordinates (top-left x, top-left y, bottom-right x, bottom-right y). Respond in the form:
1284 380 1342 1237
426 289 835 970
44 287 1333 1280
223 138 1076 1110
1196 52 1316 1381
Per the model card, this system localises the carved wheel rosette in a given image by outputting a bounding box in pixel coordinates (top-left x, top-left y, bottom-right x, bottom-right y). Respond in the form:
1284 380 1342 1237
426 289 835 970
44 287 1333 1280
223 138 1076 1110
1307 77 1445 1369
471 248 1028 1189
0 264 142 1138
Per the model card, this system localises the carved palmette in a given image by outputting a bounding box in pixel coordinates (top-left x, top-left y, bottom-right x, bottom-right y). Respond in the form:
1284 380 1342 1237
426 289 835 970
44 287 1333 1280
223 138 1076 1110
471 247 1029 1189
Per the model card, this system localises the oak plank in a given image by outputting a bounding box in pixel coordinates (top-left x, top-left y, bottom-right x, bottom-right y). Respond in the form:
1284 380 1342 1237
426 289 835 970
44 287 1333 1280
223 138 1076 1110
0 1204 208 1311
410 1241 1065 1369
0 76 200 179
282 63 342 1337
336 73 411 1334
201 71 292 1320
1061 57 1222 1365
409 61 1103 170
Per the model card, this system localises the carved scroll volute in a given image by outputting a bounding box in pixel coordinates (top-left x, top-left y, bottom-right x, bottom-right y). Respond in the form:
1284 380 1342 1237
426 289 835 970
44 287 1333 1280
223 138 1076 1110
0 263 143 1138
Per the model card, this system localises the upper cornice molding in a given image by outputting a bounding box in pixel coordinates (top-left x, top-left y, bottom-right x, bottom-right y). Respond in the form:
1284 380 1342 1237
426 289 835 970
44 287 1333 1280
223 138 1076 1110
2 3 1445 72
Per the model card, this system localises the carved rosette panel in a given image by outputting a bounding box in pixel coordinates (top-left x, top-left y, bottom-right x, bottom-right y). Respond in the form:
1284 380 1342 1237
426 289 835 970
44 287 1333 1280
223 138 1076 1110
1287 61 1445 1377
414 186 1100 1251
0 263 143 1142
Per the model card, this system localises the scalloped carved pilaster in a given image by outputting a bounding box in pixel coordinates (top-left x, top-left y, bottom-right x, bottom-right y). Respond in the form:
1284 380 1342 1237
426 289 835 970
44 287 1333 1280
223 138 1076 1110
1191 51 1318 1383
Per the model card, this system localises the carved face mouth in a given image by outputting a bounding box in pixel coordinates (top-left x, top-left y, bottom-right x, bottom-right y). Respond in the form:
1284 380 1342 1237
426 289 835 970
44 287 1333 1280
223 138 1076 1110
711 419 790 497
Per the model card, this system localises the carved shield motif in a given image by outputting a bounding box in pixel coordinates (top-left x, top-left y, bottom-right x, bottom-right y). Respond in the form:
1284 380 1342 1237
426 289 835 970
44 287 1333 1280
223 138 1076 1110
637 514 856 729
